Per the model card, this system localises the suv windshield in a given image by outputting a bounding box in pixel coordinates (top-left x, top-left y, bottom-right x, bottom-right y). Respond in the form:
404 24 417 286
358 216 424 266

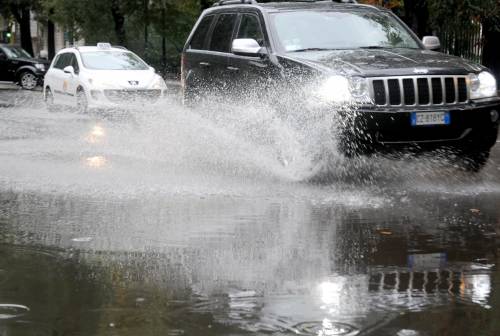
2 46 32 59
81 51 149 70
271 10 420 52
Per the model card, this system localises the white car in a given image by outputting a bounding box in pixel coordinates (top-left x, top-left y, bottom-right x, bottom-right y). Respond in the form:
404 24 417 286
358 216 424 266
43 43 167 112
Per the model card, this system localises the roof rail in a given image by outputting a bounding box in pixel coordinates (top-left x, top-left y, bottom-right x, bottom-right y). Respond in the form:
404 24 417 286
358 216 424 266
212 0 257 6
332 0 358 3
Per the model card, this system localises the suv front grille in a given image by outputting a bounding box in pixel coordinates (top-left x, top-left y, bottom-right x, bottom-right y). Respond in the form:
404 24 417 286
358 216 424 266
370 76 468 107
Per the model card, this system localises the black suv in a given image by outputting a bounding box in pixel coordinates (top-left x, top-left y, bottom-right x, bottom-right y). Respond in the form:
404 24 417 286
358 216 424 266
0 44 49 90
182 0 499 170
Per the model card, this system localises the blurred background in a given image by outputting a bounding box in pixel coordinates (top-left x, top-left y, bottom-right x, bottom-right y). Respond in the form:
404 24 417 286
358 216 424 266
1 0 499 80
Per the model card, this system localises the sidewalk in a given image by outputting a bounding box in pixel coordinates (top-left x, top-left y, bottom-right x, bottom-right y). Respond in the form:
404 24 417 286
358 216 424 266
0 82 20 90
0 83 17 107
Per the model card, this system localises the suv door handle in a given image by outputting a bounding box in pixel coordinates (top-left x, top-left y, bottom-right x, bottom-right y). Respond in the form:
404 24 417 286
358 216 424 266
199 62 210 67
227 66 239 71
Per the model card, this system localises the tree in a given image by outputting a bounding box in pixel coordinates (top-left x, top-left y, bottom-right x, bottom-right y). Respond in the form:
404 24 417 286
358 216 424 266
0 0 40 56
428 0 500 79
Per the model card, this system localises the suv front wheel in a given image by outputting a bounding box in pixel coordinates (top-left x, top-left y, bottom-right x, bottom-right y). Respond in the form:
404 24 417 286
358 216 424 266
19 71 38 90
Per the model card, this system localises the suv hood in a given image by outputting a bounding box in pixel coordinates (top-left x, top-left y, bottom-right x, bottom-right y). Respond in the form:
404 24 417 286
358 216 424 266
13 57 50 65
289 48 485 77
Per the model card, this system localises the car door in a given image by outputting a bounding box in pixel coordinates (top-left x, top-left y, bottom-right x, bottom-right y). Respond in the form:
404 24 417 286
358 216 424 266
229 12 274 102
206 12 239 99
0 47 14 81
51 53 72 104
183 14 216 101
65 53 81 106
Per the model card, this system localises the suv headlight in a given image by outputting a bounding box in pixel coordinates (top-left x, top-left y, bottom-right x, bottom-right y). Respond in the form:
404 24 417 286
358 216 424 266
34 63 45 70
315 76 371 104
469 71 497 99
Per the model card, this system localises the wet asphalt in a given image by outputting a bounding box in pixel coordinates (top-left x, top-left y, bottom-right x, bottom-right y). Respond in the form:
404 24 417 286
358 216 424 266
0 86 499 336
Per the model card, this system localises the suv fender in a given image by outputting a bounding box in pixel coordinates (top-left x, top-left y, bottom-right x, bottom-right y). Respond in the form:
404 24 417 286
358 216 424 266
15 65 38 79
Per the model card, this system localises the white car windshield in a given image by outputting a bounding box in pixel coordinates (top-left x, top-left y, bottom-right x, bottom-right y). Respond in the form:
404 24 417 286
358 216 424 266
272 10 421 52
81 51 149 70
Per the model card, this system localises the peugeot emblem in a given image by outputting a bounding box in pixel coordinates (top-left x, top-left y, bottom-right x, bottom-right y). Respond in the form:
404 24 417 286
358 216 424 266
128 80 139 85
413 68 429 75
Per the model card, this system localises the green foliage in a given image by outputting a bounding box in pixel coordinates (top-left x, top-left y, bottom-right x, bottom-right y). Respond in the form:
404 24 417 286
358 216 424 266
38 0 205 73
428 0 500 31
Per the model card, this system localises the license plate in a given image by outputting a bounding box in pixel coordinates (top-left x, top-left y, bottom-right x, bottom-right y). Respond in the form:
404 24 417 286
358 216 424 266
411 111 450 126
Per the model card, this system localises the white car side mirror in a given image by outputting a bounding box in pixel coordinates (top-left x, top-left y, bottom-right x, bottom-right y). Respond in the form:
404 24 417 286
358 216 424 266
422 36 441 50
63 65 75 75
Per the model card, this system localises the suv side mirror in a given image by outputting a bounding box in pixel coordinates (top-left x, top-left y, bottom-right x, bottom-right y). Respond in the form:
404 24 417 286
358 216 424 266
232 38 265 57
63 65 75 75
422 36 441 50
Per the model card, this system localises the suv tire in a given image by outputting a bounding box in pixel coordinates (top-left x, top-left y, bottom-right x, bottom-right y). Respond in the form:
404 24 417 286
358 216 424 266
19 71 38 90
457 149 490 172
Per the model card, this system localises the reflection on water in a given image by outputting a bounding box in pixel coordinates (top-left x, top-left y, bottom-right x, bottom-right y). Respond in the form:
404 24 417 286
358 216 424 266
0 102 499 335
0 189 498 335
85 125 106 144
85 155 108 168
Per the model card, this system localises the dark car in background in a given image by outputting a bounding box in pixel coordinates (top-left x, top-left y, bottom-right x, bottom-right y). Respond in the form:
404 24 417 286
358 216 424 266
181 0 499 171
0 44 49 90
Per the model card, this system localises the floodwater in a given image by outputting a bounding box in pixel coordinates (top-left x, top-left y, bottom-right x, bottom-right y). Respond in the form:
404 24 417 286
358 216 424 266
0 91 499 335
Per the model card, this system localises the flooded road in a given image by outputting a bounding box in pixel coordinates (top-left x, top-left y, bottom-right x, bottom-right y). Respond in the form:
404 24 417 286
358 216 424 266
0 91 499 335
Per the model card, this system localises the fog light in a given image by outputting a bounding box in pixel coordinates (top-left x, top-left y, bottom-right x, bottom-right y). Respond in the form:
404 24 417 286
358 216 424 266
490 109 499 123
90 90 102 100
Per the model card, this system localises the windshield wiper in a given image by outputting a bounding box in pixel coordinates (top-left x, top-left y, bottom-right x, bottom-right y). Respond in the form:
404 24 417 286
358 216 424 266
290 48 339 52
357 46 392 49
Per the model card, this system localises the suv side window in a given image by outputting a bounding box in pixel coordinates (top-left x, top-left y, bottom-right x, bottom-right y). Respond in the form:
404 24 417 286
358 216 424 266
237 13 264 46
190 15 214 50
209 13 238 53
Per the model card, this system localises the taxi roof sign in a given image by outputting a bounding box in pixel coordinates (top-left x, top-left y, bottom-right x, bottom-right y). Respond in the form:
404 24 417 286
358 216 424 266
97 42 111 50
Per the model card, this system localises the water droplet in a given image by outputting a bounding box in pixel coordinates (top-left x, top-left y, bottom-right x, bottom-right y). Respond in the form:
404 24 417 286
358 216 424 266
294 321 358 336
397 330 420 336
0 304 30 319
71 237 93 242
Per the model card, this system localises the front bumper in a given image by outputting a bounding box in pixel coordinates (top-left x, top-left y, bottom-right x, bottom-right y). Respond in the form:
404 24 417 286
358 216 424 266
87 89 166 109
347 101 499 152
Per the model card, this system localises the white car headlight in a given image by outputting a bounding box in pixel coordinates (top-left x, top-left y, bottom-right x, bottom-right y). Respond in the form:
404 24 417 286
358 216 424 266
35 63 45 70
315 76 370 104
469 71 497 99
151 76 167 90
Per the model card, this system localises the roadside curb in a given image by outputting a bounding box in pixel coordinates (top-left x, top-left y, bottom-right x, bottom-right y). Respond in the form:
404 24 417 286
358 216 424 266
0 100 14 107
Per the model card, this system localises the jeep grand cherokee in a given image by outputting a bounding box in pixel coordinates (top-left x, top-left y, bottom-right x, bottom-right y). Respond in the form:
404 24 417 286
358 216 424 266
181 0 499 171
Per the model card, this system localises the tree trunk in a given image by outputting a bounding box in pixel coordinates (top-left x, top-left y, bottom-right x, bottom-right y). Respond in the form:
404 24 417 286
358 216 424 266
110 0 126 46
482 25 500 81
161 5 166 71
9 4 34 56
402 0 430 38
48 19 55 60
144 0 149 50
200 0 212 10
19 8 34 56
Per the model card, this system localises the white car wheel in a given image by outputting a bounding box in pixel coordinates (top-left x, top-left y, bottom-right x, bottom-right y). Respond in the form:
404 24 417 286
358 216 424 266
45 87 56 112
76 89 88 113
